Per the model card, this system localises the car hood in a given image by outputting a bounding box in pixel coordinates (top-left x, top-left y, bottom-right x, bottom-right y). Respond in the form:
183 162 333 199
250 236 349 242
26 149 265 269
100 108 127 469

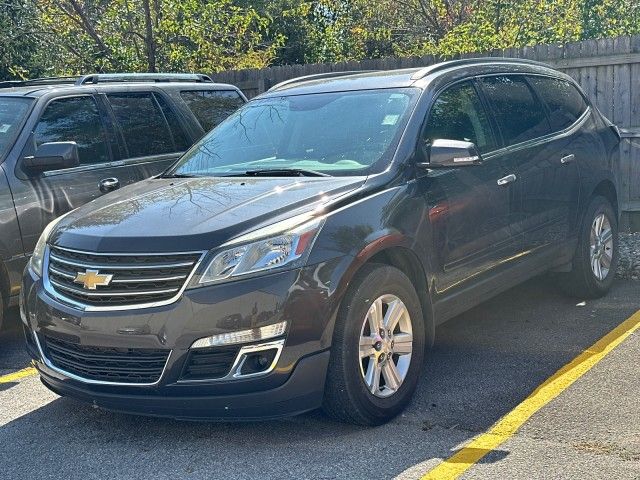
51 176 367 253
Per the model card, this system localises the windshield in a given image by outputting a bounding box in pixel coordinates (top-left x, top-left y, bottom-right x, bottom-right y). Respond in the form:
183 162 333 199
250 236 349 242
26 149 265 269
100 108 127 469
0 97 33 161
168 88 419 177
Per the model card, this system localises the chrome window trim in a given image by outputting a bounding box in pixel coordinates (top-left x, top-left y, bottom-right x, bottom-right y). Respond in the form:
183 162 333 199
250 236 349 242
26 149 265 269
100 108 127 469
482 106 591 161
43 246 207 312
32 330 172 387
177 339 285 384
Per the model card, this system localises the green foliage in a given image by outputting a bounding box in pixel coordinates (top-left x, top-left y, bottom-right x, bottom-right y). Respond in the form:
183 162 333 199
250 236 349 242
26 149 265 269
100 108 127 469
2 0 640 80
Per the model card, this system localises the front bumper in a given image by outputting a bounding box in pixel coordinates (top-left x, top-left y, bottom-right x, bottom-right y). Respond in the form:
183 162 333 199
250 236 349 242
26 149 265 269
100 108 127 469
22 261 342 419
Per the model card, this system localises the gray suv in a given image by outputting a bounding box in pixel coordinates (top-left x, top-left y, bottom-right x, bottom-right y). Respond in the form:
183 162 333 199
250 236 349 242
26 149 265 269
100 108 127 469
0 73 245 328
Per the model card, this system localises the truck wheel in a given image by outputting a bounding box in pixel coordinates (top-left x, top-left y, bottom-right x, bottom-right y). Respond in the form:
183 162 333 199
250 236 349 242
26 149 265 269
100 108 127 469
322 264 426 425
561 196 618 298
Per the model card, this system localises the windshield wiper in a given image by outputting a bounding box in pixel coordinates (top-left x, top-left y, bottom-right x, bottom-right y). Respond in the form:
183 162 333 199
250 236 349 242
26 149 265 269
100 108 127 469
161 173 198 178
243 168 330 177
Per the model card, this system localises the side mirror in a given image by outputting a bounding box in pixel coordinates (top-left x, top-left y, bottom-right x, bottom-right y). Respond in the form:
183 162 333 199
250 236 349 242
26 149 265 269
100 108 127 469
23 142 80 172
418 139 483 168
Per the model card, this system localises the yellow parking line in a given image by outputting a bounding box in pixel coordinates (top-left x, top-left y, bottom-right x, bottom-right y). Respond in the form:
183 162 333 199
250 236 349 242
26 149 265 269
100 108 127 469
421 308 640 480
0 367 37 384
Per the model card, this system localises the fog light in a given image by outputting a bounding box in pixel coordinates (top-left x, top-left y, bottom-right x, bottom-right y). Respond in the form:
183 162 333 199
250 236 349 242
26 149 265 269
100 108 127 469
190 321 287 348
240 349 278 375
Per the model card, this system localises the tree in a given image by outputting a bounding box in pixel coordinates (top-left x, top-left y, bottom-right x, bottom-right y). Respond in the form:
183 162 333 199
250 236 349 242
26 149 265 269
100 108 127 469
0 0 45 79
34 0 282 75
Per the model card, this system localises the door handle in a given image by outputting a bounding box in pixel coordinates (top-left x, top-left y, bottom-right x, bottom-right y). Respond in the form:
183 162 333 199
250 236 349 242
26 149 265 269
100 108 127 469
560 154 575 164
497 174 517 186
99 177 120 193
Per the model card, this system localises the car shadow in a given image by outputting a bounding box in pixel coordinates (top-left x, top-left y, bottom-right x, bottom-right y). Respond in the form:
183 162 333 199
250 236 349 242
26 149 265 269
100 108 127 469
1 278 638 479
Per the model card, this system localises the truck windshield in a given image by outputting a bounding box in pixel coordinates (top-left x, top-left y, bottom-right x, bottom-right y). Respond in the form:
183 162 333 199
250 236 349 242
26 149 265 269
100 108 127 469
167 88 419 177
0 97 33 161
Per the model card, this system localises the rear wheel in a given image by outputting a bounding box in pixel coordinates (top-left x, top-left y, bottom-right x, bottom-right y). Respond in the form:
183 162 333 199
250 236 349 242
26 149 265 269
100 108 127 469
560 196 618 298
322 264 426 425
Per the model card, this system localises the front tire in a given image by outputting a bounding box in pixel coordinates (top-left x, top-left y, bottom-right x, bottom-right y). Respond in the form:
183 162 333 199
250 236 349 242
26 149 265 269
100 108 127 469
561 195 618 298
322 264 426 425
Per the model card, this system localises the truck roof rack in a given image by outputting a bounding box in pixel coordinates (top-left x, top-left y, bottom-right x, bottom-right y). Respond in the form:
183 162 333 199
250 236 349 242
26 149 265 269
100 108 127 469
0 73 214 90
0 76 78 89
75 73 213 85
268 70 378 92
410 57 552 80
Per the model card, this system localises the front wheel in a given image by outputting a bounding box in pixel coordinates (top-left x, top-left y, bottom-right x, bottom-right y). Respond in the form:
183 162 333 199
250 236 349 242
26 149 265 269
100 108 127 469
322 264 426 425
560 195 618 298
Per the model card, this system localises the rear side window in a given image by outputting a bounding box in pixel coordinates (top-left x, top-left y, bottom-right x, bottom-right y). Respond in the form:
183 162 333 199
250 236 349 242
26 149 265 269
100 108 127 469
480 76 551 146
527 77 588 131
180 90 244 132
154 94 190 151
34 96 109 165
424 81 496 154
107 93 182 158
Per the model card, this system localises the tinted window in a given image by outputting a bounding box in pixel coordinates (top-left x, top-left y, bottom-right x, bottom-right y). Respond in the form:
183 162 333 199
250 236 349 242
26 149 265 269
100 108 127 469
528 76 588 131
154 94 190 151
34 96 109 165
424 81 496 153
0 97 33 160
481 76 551 145
107 93 177 158
180 90 244 132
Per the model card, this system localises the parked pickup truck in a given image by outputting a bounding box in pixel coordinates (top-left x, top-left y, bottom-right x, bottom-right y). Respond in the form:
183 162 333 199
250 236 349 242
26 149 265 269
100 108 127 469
0 73 245 328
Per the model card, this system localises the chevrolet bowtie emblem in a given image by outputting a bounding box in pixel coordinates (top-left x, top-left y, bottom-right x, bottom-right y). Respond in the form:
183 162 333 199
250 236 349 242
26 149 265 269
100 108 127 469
73 269 113 290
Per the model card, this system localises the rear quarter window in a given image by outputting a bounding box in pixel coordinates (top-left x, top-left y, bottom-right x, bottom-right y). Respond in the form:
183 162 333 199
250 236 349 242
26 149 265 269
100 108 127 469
180 90 244 132
480 75 551 146
527 76 588 131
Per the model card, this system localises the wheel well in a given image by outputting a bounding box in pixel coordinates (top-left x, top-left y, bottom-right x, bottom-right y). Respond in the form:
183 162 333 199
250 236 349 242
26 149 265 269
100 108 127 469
592 180 618 217
368 247 435 345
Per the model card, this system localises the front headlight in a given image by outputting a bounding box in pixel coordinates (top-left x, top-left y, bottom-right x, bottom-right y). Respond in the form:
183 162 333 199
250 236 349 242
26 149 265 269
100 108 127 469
29 212 72 277
191 214 325 287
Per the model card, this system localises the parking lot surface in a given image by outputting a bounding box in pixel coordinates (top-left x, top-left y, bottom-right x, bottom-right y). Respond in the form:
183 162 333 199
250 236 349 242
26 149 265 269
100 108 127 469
1 278 639 479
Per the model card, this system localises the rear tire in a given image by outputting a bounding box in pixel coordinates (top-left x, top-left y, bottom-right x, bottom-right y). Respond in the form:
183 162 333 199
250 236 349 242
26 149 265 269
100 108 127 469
322 264 426 425
560 196 618 298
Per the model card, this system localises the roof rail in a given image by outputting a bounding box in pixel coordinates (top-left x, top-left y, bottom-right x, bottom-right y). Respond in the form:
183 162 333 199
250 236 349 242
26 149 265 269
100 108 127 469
268 70 378 92
410 57 552 81
75 73 213 85
0 76 78 89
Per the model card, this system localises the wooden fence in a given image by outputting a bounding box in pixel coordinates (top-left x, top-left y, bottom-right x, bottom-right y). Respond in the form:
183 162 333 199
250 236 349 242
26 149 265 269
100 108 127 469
211 35 640 213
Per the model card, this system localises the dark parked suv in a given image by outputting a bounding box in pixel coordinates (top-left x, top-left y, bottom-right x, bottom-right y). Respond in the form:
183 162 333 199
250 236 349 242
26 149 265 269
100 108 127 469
21 59 621 425
0 73 245 328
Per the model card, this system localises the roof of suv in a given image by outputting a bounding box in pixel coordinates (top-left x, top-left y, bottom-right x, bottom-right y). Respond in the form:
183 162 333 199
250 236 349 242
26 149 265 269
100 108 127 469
261 57 568 98
0 73 239 98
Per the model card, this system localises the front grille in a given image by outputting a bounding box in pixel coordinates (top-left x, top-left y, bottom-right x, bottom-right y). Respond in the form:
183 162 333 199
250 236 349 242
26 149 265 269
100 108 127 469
180 346 241 381
42 335 170 384
46 246 202 308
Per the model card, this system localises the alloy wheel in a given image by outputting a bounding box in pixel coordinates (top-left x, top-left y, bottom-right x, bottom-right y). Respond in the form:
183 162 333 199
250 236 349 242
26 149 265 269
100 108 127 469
358 294 413 398
589 213 613 281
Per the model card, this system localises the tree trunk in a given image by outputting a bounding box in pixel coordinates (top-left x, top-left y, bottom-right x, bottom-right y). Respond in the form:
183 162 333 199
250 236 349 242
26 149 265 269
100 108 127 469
142 0 156 72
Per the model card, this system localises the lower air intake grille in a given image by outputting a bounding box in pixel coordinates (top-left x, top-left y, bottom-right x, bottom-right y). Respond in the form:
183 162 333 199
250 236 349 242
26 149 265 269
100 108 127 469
180 346 241 381
43 335 170 384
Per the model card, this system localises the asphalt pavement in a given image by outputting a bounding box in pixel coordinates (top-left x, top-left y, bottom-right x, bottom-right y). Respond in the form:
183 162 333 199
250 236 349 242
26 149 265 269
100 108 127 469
1 277 638 479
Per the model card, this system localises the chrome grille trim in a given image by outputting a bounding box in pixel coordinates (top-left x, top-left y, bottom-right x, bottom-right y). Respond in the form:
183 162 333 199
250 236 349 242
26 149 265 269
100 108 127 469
49 278 180 297
43 246 207 312
49 251 196 270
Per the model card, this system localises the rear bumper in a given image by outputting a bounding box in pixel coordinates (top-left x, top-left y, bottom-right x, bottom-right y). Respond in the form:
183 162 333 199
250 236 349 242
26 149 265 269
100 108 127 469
37 350 330 420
